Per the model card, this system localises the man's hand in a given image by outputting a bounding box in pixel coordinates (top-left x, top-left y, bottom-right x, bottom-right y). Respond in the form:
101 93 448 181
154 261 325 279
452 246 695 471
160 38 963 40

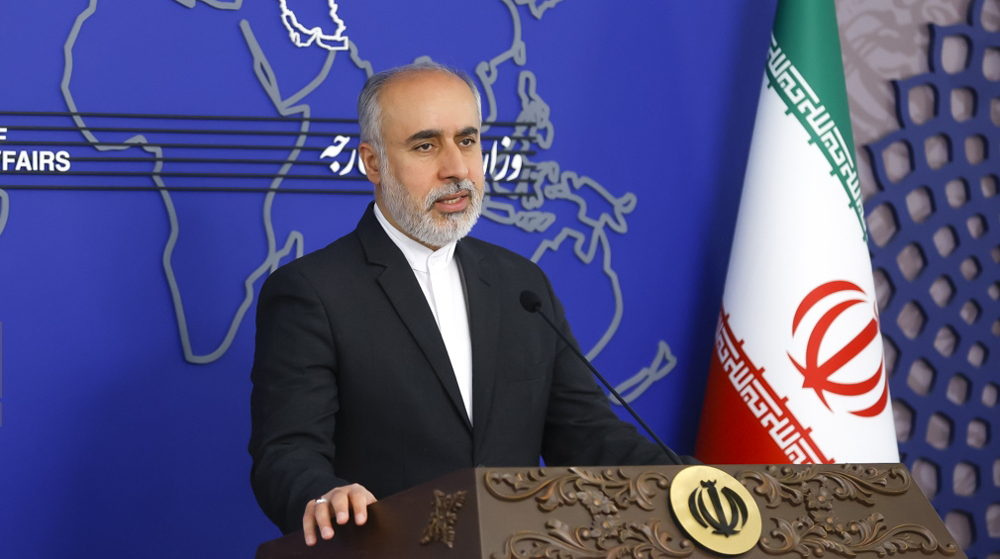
303 484 377 546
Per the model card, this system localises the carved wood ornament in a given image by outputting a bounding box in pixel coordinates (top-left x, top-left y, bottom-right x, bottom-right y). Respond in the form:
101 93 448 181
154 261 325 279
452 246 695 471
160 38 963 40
485 467 694 558
738 464 959 557
481 465 960 558
419 489 467 548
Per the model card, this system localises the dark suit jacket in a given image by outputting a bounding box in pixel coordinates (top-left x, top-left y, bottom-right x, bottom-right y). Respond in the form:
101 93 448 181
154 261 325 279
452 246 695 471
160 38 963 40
249 204 675 533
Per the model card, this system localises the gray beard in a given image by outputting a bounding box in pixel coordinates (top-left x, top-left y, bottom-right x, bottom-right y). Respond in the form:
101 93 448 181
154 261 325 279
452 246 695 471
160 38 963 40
380 167 482 248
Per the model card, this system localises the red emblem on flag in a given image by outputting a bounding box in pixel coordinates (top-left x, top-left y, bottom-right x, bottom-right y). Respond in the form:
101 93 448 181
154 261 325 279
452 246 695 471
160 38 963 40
788 281 888 417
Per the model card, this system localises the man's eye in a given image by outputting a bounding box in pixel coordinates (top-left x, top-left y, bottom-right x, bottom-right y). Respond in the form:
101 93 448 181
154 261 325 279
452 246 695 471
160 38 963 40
460 138 477 146
415 143 433 151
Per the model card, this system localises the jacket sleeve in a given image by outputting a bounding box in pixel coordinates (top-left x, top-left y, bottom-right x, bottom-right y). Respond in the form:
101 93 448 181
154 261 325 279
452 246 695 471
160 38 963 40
248 266 350 534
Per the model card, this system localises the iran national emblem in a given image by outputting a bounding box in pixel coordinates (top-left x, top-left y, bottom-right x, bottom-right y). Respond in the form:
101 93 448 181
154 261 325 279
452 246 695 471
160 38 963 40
788 280 888 417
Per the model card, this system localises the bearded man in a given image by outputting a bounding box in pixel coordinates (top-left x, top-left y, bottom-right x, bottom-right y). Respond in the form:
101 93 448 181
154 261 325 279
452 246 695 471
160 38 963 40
248 62 682 545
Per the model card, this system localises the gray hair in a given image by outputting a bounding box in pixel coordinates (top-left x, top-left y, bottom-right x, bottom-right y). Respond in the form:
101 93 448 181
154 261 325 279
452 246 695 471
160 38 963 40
357 61 483 162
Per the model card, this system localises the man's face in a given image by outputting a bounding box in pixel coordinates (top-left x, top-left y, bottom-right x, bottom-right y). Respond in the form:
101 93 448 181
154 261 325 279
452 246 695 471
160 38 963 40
366 71 486 249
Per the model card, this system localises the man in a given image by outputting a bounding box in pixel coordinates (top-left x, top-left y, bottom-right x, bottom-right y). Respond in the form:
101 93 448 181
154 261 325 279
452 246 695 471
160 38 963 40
249 62 682 546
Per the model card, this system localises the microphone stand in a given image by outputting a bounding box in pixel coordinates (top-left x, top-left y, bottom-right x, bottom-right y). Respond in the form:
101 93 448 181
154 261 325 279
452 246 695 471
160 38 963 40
520 290 685 465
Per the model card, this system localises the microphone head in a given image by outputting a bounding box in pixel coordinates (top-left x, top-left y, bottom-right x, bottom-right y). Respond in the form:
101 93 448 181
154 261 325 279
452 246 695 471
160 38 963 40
519 290 542 313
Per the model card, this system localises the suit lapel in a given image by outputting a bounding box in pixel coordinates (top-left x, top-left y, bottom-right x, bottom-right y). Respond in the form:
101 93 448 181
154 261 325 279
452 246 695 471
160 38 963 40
456 240 501 455
355 204 472 432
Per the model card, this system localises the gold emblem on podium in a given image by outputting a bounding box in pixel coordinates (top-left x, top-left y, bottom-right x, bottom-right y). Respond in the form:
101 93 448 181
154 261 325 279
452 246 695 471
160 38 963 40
669 466 761 555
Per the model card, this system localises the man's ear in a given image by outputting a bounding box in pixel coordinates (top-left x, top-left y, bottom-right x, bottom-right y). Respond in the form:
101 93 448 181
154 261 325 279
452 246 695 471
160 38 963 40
358 142 381 186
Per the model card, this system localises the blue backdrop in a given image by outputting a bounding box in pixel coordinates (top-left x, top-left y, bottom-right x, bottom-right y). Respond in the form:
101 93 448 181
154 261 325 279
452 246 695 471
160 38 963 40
0 1 777 557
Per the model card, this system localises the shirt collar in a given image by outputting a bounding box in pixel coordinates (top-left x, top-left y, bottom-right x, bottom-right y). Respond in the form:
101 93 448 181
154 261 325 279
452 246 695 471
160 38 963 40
374 203 457 273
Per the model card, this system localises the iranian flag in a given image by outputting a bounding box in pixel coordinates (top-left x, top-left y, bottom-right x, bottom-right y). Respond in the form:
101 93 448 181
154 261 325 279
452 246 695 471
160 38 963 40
695 0 899 464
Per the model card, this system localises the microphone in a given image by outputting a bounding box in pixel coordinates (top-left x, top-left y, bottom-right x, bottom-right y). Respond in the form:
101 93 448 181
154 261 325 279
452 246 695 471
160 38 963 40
519 290 542 313
519 290 684 465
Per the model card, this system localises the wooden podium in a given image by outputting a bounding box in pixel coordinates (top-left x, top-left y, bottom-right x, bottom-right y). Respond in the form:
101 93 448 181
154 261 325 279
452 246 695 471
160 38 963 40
255 464 963 558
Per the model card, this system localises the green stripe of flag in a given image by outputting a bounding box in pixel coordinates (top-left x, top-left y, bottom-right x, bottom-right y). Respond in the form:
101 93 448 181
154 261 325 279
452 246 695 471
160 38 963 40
773 0 855 160
768 0 866 241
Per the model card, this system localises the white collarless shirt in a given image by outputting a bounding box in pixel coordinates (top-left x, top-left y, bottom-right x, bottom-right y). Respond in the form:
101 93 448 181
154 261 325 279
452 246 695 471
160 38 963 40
373 204 474 423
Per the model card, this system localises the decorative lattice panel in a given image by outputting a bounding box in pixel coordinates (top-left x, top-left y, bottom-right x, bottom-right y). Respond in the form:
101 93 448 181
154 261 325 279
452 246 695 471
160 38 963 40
865 1 1000 556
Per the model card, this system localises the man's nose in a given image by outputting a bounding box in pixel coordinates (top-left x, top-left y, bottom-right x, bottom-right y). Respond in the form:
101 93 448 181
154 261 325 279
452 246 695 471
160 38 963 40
438 141 469 182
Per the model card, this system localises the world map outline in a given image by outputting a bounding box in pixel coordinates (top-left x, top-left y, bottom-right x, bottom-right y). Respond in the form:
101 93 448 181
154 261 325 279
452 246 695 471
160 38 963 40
2 0 677 404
